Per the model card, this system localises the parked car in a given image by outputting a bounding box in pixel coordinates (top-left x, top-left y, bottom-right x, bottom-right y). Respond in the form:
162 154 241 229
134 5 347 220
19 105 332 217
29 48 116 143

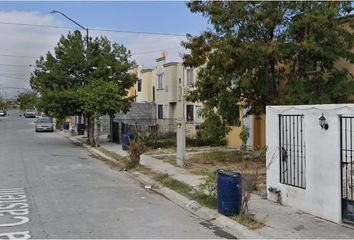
35 117 54 132
24 109 36 118
0 110 5 117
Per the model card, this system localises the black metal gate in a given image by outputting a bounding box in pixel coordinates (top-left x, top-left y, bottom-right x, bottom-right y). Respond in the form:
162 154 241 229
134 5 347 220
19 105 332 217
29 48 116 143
340 116 354 224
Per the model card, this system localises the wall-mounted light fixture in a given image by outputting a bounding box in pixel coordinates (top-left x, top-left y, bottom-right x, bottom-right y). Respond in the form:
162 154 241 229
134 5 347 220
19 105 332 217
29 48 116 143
319 113 329 130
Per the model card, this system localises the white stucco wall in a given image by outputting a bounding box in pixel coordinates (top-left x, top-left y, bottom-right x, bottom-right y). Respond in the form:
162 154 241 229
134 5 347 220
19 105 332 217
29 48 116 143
266 104 354 223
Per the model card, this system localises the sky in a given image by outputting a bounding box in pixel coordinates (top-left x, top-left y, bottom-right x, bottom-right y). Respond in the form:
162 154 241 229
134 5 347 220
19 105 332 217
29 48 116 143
0 1 209 98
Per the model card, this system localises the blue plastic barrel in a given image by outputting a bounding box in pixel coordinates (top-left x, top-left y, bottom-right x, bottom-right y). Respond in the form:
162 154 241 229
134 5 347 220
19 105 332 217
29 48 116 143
63 122 69 130
217 169 242 216
122 134 133 150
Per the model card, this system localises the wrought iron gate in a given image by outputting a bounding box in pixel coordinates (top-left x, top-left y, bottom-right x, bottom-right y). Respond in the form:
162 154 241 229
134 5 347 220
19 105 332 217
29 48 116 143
340 116 354 224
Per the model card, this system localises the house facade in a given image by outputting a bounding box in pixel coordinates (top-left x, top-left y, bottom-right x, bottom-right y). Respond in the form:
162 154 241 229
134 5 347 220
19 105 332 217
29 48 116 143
133 56 205 137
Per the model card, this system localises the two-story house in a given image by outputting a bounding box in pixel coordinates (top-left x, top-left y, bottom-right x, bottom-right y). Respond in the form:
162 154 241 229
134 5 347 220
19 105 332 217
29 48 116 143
133 56 204 137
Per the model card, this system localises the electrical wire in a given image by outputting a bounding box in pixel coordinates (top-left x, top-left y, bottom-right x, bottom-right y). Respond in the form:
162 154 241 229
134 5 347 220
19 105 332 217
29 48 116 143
0 75 29 80
0 21 187 37
0 54 37 59
0 63 32 67
0 46 184 59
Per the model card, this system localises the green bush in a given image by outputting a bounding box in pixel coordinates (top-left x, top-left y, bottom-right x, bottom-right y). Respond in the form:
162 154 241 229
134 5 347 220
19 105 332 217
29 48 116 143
193 111 229 146
146 138 176 149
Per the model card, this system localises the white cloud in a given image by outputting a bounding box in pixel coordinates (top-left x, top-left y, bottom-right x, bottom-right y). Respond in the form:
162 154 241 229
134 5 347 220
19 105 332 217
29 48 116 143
0 11 189 98
0 11 66 98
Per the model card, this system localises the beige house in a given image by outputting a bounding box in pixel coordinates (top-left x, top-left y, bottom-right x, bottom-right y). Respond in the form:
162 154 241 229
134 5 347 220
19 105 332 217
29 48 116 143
133 56 204 137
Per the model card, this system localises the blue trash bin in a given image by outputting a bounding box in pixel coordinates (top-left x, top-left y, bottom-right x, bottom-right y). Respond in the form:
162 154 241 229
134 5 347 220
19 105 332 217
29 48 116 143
217 169 242 216
63 122 69 130
122 134 133 150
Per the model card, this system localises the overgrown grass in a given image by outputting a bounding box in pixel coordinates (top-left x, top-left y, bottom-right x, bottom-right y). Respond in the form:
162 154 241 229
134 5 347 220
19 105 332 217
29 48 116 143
193 150 242 162
152 173 217 209
230 213 264 230
154 173 193 197
146 137 176 149
97 147 130 165
193 192 217 209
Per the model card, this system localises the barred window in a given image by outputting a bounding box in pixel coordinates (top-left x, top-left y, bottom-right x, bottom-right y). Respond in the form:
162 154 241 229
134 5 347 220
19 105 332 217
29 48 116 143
279 114 306 188
186 105 194 122
158 105 163 119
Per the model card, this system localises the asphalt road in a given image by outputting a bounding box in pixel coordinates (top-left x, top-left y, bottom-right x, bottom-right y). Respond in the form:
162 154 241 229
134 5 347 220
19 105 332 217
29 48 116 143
0 110 229 239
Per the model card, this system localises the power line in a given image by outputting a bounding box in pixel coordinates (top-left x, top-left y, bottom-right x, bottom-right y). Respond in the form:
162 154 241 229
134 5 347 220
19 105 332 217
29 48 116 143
1 86 31 90
132 47 183 56
0 54 38 59
0 46 184 60
91 28 186 37
0 75 29 80
0 21 187 37
0 63 31 67
0 72 30 77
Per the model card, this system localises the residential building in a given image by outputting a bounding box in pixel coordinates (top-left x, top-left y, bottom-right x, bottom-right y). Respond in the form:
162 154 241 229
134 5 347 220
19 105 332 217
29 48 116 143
131 56 205 137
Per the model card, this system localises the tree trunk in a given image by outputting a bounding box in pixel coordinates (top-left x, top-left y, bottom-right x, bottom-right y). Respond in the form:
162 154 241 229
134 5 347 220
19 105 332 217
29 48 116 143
90 117 96 147
95 117 100 147
109 115 113 142
86 115 91 145
86 115 96 146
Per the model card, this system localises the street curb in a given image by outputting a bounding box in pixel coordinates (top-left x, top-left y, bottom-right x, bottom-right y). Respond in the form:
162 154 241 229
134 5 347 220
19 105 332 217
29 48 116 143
59 132 263 239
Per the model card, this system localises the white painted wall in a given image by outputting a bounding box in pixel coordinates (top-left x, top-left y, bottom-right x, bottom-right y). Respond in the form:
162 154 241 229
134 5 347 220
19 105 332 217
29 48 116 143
266 104 354 223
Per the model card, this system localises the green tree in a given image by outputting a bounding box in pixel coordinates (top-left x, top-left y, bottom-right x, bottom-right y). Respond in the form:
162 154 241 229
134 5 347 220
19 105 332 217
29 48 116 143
30 31 136 146
77 79 133 147
79 36 136 146
30 30 85 121
16 91 38 111
0 97 6 110
183 1 354 116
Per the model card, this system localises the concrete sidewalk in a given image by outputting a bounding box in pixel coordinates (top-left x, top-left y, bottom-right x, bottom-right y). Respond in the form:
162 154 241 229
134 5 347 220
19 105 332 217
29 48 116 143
66 133 354 238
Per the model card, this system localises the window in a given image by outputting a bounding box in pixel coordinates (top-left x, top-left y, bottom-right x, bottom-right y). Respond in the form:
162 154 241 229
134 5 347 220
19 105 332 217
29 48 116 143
195 105 202 123
227 107 240 126
186 105 194 122
157 74 164 89
187 69 194 86
279 114 306 188
158 105 163 119
137 79 142 92
152 86 155 102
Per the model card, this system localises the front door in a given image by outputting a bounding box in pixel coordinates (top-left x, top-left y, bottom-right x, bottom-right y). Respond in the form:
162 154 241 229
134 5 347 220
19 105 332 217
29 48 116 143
340 116 354 224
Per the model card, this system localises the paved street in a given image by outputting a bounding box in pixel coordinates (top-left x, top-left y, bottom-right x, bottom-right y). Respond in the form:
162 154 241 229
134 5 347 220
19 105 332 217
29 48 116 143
0 110 227 239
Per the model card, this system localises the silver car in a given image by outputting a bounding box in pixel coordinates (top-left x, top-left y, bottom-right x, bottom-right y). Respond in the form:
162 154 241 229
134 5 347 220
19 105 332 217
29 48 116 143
25 109 36 118
0 110 5 117
35 117 54 132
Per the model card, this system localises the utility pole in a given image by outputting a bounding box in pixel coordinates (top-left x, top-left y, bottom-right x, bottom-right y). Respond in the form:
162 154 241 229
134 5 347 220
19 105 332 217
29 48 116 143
177 67 187 167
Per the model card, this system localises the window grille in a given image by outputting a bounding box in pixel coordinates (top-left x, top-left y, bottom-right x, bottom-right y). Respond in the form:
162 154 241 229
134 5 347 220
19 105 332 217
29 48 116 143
279 114 306 188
